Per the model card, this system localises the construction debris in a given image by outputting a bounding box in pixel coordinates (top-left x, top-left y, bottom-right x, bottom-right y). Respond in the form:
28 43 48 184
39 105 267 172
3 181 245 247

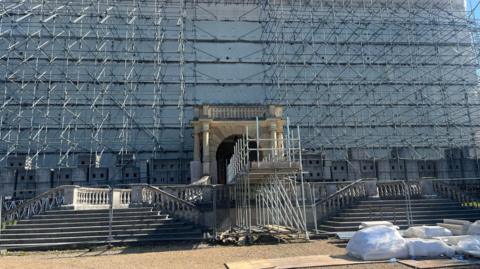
218 226 308 246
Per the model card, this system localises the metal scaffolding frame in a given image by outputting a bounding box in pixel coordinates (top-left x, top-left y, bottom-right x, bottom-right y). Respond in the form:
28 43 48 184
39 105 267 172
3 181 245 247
0 0 480 174
0 0 187 167
228 121 308 239
261 0 480 161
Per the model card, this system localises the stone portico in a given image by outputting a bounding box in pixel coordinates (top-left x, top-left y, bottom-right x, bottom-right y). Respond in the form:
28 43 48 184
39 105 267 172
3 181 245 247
190 105 284 184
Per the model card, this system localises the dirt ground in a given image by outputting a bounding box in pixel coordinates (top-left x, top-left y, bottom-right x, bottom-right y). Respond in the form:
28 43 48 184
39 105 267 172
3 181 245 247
0 240 458 269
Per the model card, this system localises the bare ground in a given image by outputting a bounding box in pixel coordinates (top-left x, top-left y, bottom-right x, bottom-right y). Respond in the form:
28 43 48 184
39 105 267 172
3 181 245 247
0 240 448 269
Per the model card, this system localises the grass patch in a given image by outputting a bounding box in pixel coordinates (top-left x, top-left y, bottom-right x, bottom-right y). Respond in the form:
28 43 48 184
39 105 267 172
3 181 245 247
1 220 17 229
463 201 480 207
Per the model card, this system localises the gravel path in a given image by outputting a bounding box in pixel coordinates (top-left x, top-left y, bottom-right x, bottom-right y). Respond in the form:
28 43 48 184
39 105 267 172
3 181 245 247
0 240 431 269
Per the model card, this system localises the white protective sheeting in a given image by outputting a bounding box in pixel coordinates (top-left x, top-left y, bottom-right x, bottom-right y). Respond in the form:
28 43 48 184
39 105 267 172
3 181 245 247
406 238 455 258
403 226 453 239
359 221 398 230
457 236 480 257
347 225 409 261
467 221 480 235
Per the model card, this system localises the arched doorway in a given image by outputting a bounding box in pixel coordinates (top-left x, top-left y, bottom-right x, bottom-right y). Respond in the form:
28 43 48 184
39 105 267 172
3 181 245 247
216 135 259 184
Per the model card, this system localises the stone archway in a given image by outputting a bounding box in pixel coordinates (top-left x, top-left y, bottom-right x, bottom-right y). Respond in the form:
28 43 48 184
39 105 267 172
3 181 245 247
215 135 260 184
190 105 284 184
216 135 241 185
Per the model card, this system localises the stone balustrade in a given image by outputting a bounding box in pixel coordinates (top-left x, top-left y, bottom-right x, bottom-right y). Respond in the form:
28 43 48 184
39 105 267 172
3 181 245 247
153 184 233 205
204 106 270 120
137 184 202 225
377 181 422 199
2 187 65 222
65 186 131 210
314 180 368 220
432 179 480 207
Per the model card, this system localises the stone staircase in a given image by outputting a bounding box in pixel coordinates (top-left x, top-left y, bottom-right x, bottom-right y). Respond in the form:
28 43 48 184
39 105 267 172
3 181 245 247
318 197 480 233
0 207 204 250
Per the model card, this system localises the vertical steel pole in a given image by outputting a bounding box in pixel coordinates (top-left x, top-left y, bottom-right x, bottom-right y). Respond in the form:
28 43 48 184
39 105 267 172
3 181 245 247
256 117 260 166
297 126 309 240
108 186 113 246
286 117 291 163
213 185 217 238
0 195 3 241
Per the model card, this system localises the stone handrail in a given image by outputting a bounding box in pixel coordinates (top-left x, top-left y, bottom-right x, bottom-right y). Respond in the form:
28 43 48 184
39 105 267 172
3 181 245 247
120 189 131 205
377 181 422 199
157 184 232 205
432 180 480 208
2 186 65 222
141 185 201 225
208 106 269 120
73 186 131 210
76 187 110 206
314 179 367 220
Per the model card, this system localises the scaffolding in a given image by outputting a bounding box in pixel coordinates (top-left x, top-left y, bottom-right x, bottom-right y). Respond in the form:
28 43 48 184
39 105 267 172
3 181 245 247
227 121 308 239
261 0 480 161
0 0 480 175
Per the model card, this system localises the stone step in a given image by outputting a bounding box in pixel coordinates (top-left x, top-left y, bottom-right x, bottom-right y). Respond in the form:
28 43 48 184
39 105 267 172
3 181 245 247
31 211 161 219
0 234 206 251
354 201 462 207
0 230 204 246
324 213 480 227
16 215 170 224
1 222 190 234
343 204 465 213
337 208 480 218
43 208 154 215
357 199 453 205
9 218 177 229
318 217 480 232
0 225 196 239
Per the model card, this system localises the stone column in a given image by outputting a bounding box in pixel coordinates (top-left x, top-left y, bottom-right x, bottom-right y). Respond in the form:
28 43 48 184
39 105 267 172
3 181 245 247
277 131 284 149
130 184 146 207
62 185 79 209
202 122 210 175
193 126 201 161
270 122 277 157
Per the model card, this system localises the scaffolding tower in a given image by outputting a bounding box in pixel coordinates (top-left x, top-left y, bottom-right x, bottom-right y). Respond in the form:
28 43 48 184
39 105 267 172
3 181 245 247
227 121 309 239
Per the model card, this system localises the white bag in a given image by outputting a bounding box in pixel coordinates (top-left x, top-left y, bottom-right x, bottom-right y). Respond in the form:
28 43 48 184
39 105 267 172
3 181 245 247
457 236 480 257
407 238 455 258
467 220 480 235
347 225 409 260
403 226 452 239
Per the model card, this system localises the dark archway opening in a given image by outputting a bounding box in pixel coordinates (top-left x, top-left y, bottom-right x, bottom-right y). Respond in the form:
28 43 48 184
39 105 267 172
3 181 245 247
216 135 259 184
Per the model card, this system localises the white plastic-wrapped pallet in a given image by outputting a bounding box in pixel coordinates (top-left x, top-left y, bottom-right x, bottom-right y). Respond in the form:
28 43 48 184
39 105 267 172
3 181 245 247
403 226 452 239
347 225 409 260
467 221 480 235
407 238 455 258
